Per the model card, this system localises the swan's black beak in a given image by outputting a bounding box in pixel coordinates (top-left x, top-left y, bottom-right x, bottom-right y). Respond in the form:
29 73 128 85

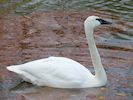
96 18 111 25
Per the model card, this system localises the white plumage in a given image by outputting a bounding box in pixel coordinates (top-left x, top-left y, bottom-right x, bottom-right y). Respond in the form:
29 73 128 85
7 16 111 88
7 57 95 88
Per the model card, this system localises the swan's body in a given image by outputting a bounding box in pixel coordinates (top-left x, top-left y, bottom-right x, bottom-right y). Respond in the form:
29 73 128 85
7 16 111 88
7 57 98 88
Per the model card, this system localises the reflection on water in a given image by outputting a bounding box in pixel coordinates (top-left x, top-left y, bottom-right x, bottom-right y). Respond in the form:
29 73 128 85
12 84 106 100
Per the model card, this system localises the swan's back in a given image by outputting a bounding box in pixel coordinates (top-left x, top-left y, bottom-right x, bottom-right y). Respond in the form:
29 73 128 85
7 57 93 88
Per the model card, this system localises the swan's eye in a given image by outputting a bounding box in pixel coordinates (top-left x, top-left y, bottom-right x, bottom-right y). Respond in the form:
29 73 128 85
96 18 111 25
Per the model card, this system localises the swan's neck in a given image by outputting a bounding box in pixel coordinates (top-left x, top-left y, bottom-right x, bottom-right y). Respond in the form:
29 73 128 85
85 26 107 82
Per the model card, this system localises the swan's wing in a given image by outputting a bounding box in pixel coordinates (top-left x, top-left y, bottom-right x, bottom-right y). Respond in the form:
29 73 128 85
8 57 93 88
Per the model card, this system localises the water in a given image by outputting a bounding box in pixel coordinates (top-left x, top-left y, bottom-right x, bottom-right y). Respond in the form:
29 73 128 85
0 0 133 40
0 1 133 100
0 0 132 21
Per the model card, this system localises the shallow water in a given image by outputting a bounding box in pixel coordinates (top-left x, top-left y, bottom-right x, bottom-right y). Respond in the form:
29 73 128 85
0 1 133 100
0 0 133 40
0 11 133 100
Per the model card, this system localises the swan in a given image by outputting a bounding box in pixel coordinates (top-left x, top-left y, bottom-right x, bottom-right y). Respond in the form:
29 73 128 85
7 16 111 88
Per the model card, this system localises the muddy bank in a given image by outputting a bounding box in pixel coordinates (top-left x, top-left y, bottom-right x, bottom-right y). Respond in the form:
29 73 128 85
0 11 133 100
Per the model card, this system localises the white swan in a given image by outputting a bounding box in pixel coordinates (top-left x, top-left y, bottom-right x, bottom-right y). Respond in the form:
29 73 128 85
7 16 111 88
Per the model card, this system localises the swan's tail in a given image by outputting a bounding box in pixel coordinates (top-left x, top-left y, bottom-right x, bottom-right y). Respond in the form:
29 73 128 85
7 65 22 74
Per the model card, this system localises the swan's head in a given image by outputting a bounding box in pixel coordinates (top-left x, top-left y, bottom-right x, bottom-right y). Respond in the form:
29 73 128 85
84 16 111 29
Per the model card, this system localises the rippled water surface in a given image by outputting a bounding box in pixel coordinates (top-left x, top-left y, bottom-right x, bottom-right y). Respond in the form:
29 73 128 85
0 1 133 100
0 0 132 21
0 0 133 40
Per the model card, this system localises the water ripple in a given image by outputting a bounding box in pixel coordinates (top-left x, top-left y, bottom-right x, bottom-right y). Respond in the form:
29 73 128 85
0 0 132 40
